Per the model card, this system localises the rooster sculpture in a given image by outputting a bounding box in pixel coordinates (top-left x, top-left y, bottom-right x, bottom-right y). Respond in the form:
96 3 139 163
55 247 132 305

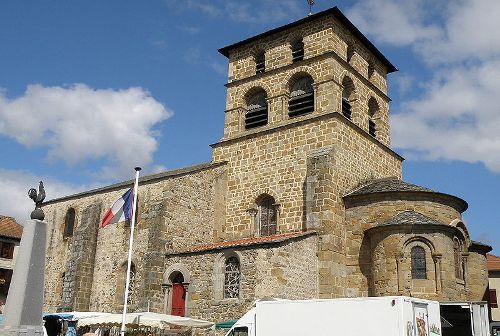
28 181 46 220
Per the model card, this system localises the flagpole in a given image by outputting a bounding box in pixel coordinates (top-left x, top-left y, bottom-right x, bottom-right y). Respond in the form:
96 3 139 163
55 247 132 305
120 167 141 336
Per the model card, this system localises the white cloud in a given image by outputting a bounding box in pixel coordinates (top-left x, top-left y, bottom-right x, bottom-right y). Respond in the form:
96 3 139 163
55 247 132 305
171 0 304 25
392 60 500 172
346 0 442 46
421 0 500 64
0 84 171 179
0 168 87 223
347 0 500 172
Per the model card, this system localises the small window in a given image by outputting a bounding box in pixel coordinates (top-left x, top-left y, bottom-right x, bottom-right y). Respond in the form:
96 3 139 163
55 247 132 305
368 63 375 78
347 44 355 62
0 242 14 259
245 90 268 129
224 256 240 299
291 40 304 63
342 98 352 120
368 97 379 137
258 195 277 236
341 77 355 120
255 52 265 74
289 75 314 118
490 289 498 308
63 208 75 238
411 246 427 279
454 238 464 279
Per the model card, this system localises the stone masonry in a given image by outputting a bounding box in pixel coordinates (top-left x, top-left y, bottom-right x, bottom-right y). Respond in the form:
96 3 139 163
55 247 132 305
42 6 491 326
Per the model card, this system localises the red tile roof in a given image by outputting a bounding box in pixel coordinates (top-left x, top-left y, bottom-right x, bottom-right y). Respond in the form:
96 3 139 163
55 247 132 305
170 231 316 255
488 254 500 271
0 216 23 240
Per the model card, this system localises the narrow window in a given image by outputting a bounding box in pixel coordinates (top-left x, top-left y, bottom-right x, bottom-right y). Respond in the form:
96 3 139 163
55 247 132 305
411 246 427 279
347 44 355 62
291 40 304 63
255 52 265 74
368 97 379 137
490 289 498 308
258 195 277 236
245 90 268 129
127 263 136 305
368 63 375 78
288 75 314 118
454 238 463 279
63 208 75 238
224 257 240 299
342 77 355 120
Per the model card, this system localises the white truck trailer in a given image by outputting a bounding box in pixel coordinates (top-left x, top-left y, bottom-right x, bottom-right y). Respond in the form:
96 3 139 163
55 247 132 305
226 296 442 336
440 301 490 336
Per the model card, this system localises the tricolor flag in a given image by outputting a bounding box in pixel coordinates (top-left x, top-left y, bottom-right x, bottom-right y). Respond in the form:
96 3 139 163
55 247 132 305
100 188 135 229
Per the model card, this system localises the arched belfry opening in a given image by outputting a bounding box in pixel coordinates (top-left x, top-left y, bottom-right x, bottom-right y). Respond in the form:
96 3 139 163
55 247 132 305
288 75 314 118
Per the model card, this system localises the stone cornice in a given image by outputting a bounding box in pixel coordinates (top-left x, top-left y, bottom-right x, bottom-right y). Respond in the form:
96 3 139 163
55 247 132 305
344 190 468 213
211 111 404 162
43 161 228 205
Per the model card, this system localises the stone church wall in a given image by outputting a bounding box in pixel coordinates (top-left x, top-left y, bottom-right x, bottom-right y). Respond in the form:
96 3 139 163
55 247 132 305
161 234 318 323
42 163 227 312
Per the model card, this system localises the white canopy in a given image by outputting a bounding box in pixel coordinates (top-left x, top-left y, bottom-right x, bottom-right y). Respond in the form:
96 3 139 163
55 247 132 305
77 312 214 329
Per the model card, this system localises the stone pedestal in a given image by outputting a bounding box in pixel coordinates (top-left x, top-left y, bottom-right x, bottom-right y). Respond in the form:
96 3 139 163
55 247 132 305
0 219 47 336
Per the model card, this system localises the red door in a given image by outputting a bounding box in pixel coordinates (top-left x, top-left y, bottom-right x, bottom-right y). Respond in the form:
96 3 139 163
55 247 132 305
171 283 185 316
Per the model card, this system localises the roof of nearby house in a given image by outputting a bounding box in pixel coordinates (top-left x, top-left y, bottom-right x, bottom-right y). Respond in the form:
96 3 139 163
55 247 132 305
487 254 500 271
218 6 398 73
348 177 433 196
0 216 23 240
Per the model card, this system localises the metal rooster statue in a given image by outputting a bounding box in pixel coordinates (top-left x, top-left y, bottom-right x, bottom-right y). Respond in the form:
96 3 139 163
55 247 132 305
28 181 46 220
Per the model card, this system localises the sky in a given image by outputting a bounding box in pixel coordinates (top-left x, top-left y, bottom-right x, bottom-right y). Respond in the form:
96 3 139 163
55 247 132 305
0 0 498 253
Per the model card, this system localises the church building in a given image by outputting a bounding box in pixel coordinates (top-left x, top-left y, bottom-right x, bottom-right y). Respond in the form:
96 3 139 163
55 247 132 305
42 7 491 323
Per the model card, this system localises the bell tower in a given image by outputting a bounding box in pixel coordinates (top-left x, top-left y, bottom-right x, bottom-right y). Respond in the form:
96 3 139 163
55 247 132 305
212 7 403 298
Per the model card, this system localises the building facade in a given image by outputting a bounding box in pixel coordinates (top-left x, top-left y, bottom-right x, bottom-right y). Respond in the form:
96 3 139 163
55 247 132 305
0 216 23 313
42 7 491 323
488 254 500 321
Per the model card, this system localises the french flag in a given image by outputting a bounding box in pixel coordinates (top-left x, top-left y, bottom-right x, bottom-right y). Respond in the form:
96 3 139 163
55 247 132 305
100 188 135 229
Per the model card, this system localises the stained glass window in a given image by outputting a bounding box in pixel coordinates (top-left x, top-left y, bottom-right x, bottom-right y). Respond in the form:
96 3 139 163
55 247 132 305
411 246 427 279
224 257 240 299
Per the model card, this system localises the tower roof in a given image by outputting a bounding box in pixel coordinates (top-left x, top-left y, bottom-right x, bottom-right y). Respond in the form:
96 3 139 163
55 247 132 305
218 6 398 73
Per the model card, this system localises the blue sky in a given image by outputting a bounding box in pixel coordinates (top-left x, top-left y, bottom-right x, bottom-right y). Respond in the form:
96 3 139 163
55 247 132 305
0 0 499 253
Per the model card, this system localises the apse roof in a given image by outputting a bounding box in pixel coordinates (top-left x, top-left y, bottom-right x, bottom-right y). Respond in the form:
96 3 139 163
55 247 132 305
379 211 444 227
348 177 433 196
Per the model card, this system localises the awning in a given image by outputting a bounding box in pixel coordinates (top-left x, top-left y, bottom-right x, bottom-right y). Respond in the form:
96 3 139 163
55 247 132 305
215 319 238 330
78 312 214 329
43 312 112 321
